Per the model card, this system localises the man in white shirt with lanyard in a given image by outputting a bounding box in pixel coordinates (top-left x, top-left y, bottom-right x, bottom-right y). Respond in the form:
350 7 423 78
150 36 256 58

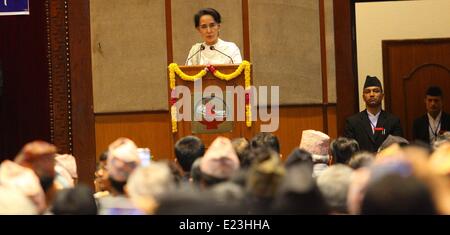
413 86 450 145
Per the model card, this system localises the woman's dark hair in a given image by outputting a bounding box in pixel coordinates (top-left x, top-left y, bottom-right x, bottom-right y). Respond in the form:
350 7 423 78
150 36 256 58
194 8 221 27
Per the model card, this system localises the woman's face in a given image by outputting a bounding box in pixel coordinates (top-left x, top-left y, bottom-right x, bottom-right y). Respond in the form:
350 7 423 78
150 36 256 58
197 14 220 45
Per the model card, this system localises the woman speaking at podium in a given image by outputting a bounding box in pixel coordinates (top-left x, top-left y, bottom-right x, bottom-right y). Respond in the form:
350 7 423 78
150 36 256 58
185 8 243 65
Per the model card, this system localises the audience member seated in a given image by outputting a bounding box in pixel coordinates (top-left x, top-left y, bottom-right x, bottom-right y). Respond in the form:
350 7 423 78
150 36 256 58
299 130 331 177
250 132 281 155
245 148 285 214
126 162 176 214
284 148 313 170
174 136 205 180
348 151 375 169
98 137 144 215
198 137 240 189
272 163 328 214
54 154 78 190
361 174 437 214
330 137 359 165
51 184 97 215
317 164 353 214
94 151 110 199
0 160 46 214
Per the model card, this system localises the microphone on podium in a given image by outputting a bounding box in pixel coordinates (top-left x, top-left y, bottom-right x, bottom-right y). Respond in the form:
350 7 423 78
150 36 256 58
210 46 234 64
185 44 205 65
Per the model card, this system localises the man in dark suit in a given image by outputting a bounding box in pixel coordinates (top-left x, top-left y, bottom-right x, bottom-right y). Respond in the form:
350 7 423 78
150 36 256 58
344 76 403 152
412 86 450 145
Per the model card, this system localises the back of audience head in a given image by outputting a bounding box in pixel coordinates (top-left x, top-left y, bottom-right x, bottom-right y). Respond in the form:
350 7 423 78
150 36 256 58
14 140 57 193
174 136 205 173
330 137 359 165
126 162 175 214
317 164 353 214
199 137 240 188
348 151 375 169
51 184 97 215
378 135 409 152
231 138 251 167
284 148 313 169
361 174 437 214
251 132 280 154
273 163 328 214
299 130 331 178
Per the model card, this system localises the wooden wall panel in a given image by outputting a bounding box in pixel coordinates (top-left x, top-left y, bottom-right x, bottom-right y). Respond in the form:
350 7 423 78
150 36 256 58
68 0 96 187
327 104 337 139
334 0 358 136
95 112 173 161
94 105 337 163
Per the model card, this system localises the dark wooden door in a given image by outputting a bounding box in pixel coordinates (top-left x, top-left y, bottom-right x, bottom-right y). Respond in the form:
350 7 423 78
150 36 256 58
382 38 450 141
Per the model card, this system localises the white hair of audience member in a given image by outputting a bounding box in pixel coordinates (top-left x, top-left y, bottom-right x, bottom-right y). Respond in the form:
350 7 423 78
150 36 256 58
126 162 175 214
317 164 353 214
0 186 38 215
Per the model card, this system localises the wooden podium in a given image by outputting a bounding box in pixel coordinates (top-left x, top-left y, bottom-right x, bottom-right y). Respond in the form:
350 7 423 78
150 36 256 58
169 63 256 147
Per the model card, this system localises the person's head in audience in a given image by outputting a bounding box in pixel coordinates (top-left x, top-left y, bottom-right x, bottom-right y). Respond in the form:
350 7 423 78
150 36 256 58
251 132 280 154
272 163 328 214
361 174 437 214
14 140 57 193
299 130 330 178
194 8 221 46
425 86 443 119
246 148 285 214
174 136 205 176
348 151 375 169
330 137 359 165
284 148 313 170
378 135 409 152
126 162 175 214
51 184 97 215
347 168 371 214
106 137 140 195
317 164 353 214
54 154 78 190
0 160 46 214
199 137 240 188
94 151 110 193
211 181 245 205
0 186 38 215
231 138 251 167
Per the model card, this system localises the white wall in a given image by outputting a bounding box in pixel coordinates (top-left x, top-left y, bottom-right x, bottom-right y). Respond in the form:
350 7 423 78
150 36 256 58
356 0 450 111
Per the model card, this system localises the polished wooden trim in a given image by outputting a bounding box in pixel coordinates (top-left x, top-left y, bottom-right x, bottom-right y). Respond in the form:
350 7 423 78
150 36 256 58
334 0 359 136
165 0 173 64
242 0 250 61
319 0 329 134
47 0 71 153
67 0 96 186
